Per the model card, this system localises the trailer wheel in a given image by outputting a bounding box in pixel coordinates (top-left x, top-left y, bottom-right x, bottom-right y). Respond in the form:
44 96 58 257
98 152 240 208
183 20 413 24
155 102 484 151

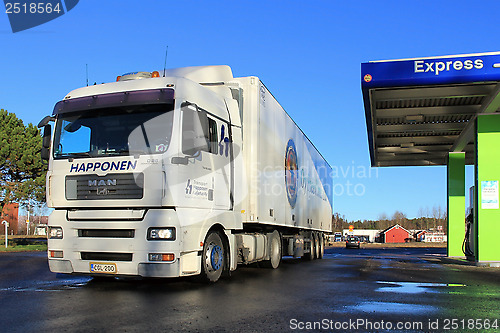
304 234 316 260
262 230 282 269
314 233 321 259
200 231 225 282
318 233 324 259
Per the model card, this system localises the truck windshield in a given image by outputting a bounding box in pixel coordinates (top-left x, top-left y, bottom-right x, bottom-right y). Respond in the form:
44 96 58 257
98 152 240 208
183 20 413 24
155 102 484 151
53 104 174 158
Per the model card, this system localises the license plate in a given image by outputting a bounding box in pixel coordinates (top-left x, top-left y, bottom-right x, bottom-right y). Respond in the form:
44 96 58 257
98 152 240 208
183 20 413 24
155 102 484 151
90 262 117 274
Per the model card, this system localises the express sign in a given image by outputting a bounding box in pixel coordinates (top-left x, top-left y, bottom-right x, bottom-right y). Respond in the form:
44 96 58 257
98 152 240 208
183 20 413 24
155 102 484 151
414 58 484 76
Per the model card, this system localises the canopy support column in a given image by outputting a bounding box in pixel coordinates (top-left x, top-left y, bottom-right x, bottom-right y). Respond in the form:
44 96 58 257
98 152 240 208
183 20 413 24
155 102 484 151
447 152 465 258
474 114 500 264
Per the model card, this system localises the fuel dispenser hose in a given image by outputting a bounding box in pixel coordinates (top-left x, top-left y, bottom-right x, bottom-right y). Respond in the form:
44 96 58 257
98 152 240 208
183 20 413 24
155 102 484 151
462 211 474 257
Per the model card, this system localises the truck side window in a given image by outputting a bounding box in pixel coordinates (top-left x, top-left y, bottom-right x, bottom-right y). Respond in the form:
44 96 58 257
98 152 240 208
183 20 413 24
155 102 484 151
181 103 209 155
208 118 218 154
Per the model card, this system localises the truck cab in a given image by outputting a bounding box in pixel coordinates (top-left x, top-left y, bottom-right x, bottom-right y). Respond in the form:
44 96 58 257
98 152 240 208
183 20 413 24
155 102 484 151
41 67 243 281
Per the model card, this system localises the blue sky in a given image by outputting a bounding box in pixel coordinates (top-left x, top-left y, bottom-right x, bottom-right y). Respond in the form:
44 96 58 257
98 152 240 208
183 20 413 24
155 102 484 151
1 0 496 220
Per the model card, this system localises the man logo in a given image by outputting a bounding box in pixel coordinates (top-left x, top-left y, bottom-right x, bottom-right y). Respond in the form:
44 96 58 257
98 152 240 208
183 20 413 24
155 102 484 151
4 0 80 33
88 179 117 187
96 188 109 196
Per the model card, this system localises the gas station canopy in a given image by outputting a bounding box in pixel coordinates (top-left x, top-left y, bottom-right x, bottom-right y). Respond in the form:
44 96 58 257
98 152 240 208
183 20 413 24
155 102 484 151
362 52 500 264
362 52 500 167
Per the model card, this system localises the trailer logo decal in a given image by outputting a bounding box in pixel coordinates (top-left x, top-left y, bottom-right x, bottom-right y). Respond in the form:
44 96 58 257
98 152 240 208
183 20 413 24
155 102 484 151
285 139 298 208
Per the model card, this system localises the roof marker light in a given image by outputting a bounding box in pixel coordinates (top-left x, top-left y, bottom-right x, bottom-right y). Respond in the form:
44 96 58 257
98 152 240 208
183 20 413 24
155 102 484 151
117 71 158 81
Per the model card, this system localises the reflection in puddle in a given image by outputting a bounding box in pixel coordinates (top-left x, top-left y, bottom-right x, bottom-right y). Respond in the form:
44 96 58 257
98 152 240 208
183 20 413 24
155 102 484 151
377 281 466 294
0 276 92 292
348 301 436 314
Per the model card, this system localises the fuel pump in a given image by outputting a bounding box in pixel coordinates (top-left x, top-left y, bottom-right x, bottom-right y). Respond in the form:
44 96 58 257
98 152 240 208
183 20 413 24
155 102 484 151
463 186 475 258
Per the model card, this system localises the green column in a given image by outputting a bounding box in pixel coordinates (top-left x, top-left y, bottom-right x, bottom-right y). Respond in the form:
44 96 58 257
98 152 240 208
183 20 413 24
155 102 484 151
475 114 500 263
447 152 466 257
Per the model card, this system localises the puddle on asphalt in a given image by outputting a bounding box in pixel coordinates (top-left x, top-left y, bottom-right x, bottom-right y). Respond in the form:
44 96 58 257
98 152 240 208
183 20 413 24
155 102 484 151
0 276 92 292
376 281 466 294
347 301 436 314
322 253 341 258
342 282 467 315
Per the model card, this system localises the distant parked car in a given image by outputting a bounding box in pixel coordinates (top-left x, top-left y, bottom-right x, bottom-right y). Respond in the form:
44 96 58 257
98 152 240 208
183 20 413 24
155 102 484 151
346 236 361 249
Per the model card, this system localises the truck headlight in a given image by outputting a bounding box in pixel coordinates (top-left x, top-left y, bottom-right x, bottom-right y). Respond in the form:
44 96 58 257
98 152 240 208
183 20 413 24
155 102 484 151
48 227 63 239
147 227 176 240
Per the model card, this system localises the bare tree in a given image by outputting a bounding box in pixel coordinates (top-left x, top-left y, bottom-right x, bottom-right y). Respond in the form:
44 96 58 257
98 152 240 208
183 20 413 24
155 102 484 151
392 210 407 228
331 213 347 232
378 212 390 230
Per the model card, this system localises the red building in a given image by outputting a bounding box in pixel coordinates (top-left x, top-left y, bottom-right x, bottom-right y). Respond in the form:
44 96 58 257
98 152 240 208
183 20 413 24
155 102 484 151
1 203 19 235
379 224 411 243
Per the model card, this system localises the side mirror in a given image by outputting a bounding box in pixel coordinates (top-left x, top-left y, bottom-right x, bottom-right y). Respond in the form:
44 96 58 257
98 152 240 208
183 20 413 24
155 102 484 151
41 147 50 161
42 125 51 148
41 125 51 161
38 115 55 128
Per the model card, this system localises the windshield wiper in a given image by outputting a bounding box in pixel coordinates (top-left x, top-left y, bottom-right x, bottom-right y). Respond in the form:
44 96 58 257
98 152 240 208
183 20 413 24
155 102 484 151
56 152 92 158
113 148 148 156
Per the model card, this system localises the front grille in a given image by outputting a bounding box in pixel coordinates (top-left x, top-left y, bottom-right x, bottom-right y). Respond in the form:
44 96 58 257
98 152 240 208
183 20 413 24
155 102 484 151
66 173 144 200
81 252 133 262
78 229 135 238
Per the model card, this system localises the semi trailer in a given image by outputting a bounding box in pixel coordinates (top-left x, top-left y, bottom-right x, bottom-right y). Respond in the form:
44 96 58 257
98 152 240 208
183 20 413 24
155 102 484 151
39 65 333 282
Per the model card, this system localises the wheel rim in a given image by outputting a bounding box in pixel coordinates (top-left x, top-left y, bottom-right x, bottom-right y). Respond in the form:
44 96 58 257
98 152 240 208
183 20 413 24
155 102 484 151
311 236 316 259
206 243 223 272
271 237 280 266
319 235 324 258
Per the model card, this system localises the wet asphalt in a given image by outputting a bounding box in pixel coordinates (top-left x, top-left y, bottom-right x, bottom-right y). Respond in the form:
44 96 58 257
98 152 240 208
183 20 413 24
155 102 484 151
0 246 499 332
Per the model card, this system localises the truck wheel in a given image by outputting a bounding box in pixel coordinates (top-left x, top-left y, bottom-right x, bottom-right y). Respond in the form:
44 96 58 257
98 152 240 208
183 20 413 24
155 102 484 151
200 231 225 282
262 230 282 269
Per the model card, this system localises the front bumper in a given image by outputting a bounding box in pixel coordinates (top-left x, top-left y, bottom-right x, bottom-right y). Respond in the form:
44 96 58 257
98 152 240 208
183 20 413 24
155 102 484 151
47 209 201 278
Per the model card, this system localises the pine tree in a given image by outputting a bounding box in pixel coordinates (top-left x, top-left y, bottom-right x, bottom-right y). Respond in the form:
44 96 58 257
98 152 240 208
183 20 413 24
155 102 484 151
0 109 46 216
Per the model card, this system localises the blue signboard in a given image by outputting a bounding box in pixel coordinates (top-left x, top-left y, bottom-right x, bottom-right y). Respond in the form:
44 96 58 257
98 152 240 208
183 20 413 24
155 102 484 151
362 52 500 89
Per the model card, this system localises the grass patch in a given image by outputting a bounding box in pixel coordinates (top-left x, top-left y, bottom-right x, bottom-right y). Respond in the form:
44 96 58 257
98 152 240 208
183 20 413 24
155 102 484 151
0 243 47 252
0 236 48 252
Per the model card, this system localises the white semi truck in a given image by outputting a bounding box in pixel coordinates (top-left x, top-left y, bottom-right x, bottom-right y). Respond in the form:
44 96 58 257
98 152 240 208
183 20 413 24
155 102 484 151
39 66 333 282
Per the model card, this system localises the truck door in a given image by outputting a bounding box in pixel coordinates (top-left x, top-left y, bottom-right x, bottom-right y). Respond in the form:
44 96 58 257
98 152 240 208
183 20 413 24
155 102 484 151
179 103 231 211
